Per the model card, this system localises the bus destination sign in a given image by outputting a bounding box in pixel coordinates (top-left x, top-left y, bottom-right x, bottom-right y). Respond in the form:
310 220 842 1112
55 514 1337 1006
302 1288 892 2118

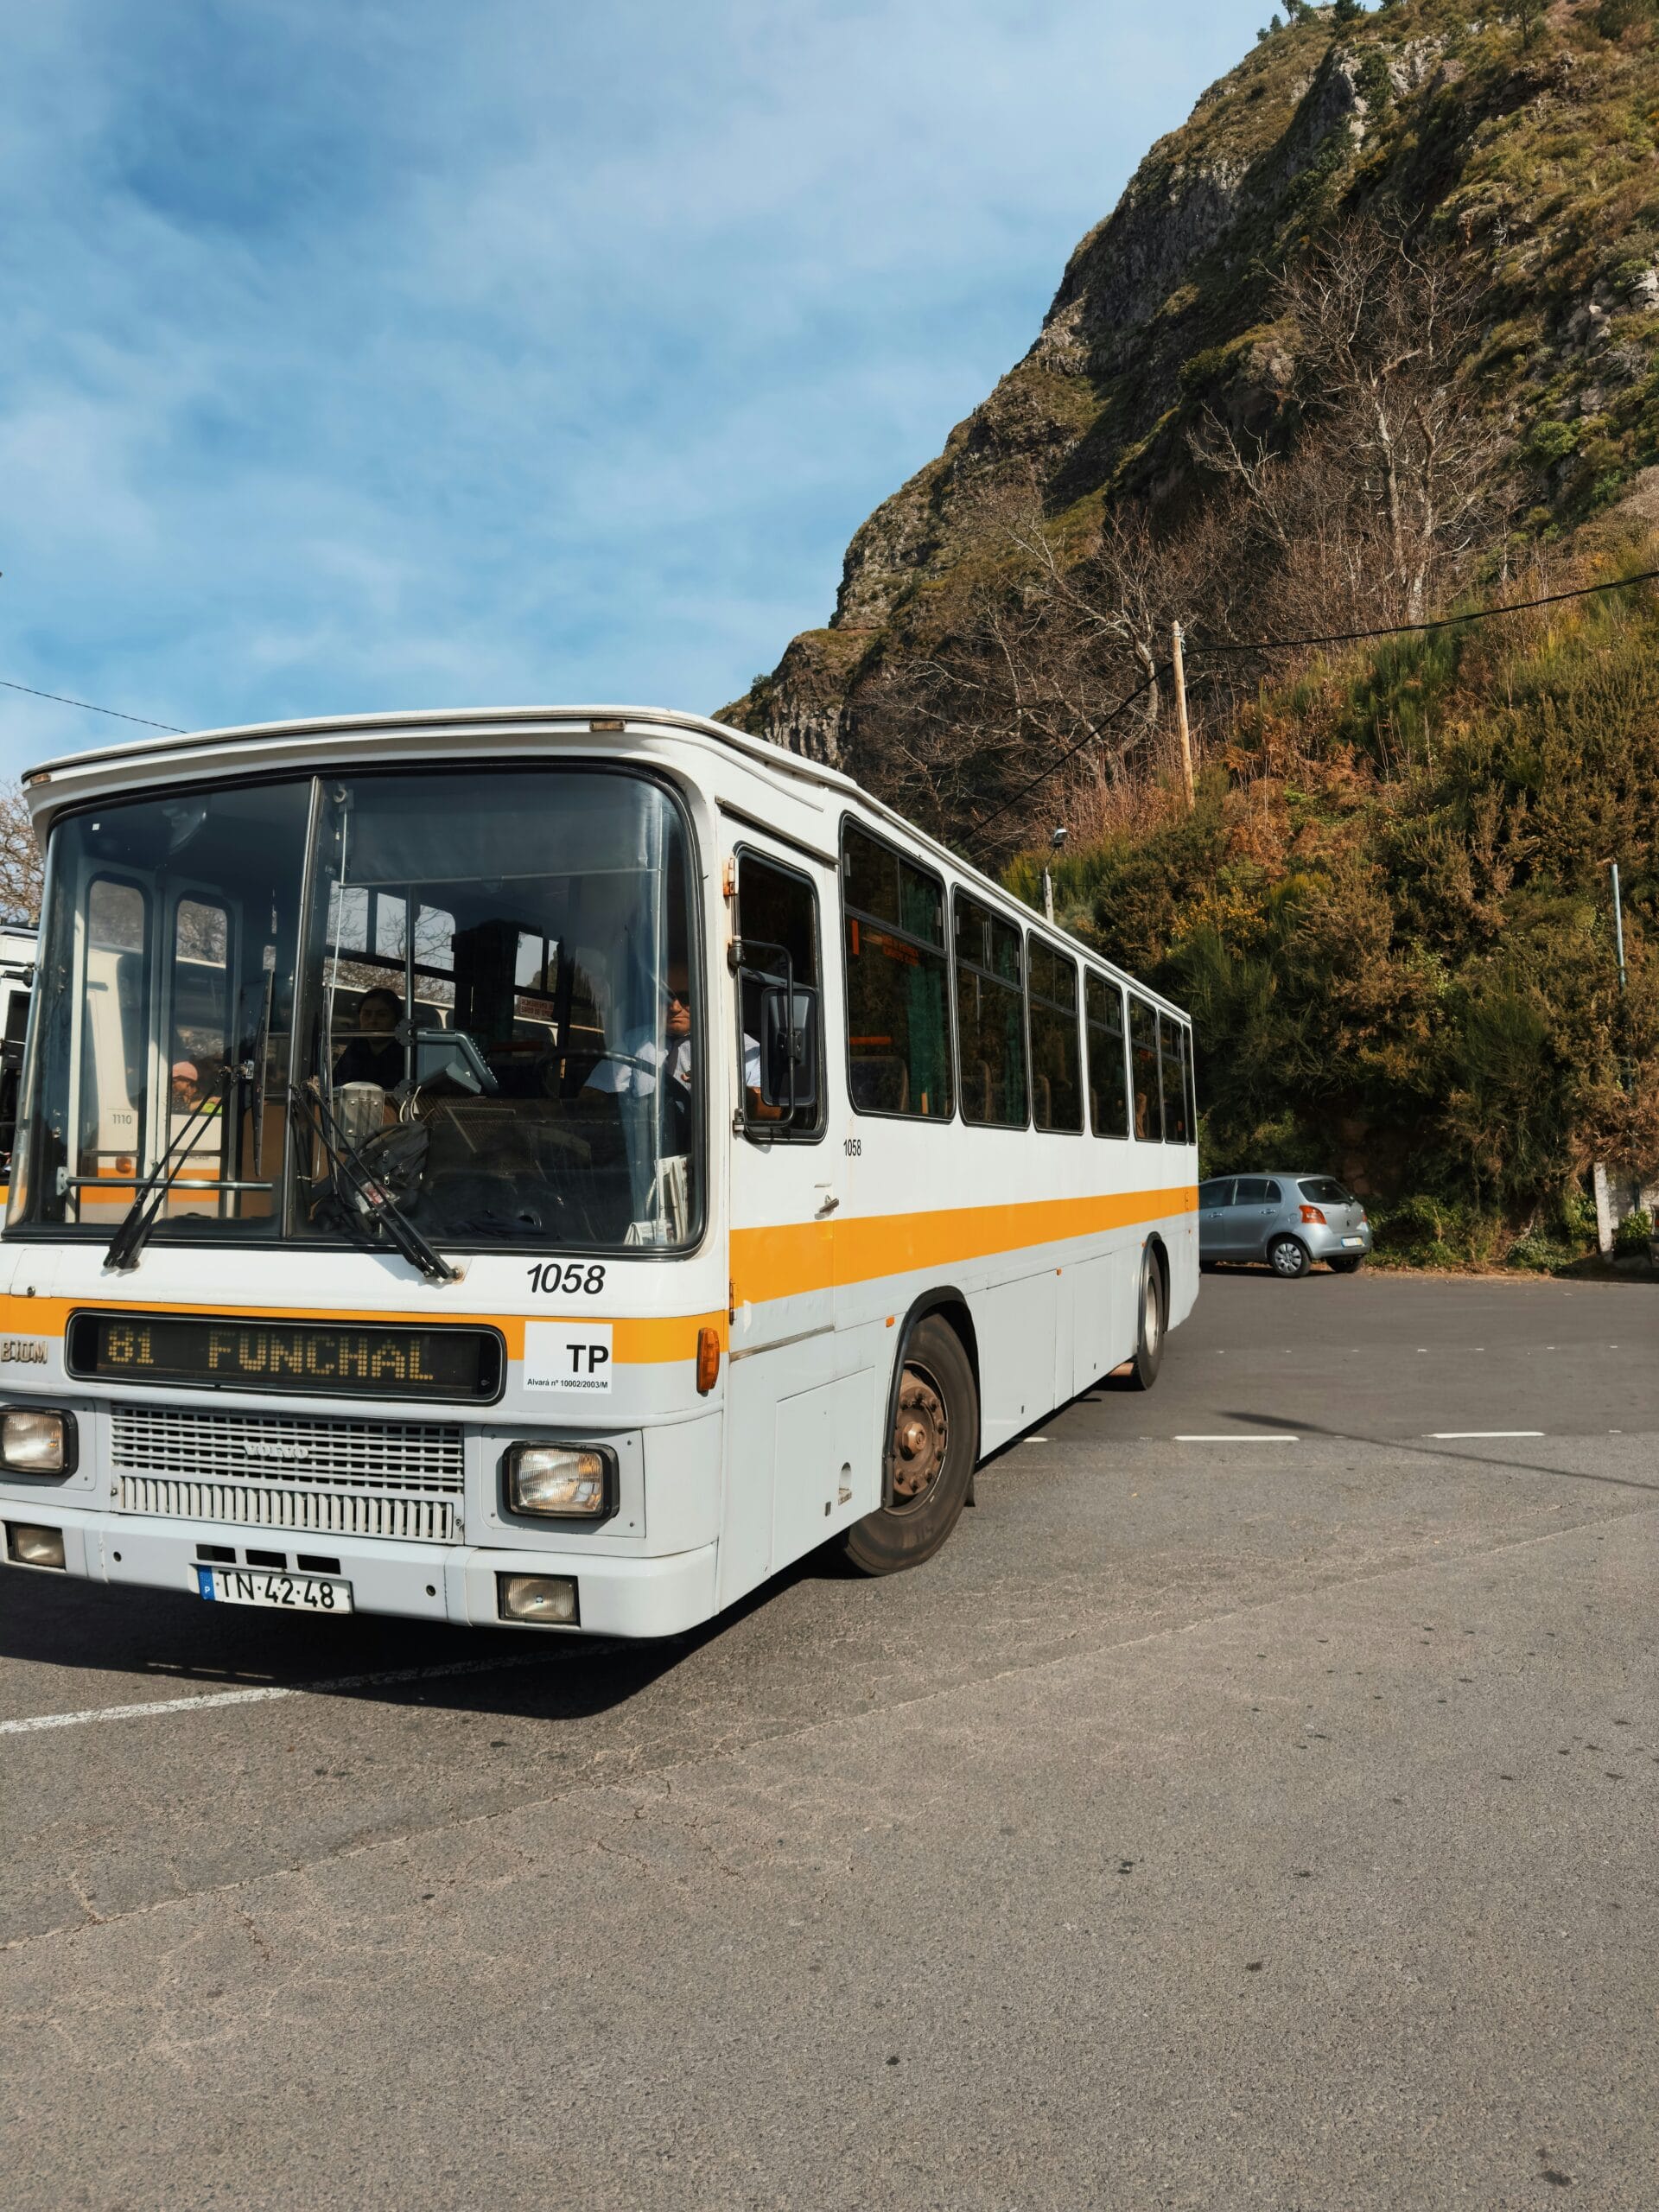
67 1312 503 1402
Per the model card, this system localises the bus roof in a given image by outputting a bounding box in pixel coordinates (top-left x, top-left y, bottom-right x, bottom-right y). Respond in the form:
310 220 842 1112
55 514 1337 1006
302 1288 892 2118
22 703 1189 1022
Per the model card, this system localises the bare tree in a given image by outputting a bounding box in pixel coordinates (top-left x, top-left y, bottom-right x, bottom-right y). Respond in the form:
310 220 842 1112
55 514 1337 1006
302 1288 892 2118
0 785 43 924
846 220 1500 857
1193 214 1500 632
854 480 1247 854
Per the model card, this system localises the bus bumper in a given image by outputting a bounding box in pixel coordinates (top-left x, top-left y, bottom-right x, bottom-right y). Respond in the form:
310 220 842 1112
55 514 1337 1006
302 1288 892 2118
0 1505 721 1641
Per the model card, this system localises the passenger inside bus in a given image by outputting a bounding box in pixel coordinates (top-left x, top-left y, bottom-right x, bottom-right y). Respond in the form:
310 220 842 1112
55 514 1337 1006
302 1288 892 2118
332 985 404 1090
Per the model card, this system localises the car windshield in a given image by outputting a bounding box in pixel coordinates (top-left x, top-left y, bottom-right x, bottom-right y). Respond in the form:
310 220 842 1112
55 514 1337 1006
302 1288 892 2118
12 766 702 1253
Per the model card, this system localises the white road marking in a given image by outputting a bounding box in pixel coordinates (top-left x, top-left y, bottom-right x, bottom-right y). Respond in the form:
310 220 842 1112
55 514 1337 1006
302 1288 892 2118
1176 1433 1300 1444
1427 1431 1544 1440
1027 1436 1050 1443
0 1651 566 1738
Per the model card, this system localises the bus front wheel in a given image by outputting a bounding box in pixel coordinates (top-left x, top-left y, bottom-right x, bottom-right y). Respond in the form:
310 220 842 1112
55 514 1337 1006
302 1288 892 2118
841 1316 979 1577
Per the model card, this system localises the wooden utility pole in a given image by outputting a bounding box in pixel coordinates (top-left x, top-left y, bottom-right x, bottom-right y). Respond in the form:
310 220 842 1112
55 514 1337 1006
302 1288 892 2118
1171 621 1195 808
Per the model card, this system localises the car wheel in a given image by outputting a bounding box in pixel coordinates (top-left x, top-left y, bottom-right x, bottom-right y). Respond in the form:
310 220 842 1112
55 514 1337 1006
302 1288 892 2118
1199 1259 1218 1274
840 1316 979 1576
1326 1255 1363 1274
1268 1235 1310 1280
1123 1248 1166 1391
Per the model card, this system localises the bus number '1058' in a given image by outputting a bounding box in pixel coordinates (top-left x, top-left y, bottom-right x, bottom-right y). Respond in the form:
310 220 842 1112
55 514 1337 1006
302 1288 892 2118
526 1262 607 1296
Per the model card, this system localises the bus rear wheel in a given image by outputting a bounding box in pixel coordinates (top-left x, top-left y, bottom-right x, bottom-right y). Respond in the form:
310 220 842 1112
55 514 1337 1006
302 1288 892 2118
1123 1248 1166 1392
841 1316 978 1577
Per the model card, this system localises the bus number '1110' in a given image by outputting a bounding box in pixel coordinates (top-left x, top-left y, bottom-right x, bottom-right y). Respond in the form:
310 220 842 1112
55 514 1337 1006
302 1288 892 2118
526 1262 607 1296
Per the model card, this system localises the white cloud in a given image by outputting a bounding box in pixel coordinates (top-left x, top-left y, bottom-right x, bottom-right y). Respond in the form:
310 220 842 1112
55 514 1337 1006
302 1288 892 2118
0 0 1250 776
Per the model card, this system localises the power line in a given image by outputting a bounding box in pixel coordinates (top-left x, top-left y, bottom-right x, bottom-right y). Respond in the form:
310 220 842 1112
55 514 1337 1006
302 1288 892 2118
963 565 1659 852
0 678 183 733
1183 565 1659 659
963 672 1158 854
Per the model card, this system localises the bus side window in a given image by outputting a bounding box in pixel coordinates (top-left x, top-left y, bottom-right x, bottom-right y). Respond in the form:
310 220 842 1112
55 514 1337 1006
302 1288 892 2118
1128 993 1163 1142
954 893 1027 1128
1160 1014 1190 1145
1027 938 1081 1133
735 850 823 1137
842 823 953 1120
1085 972 1128 1138
1183 1023 1198 1135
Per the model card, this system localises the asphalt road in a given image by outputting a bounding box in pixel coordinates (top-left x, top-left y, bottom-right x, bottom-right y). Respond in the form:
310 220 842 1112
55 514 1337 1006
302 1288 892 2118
2 1272 1655 2209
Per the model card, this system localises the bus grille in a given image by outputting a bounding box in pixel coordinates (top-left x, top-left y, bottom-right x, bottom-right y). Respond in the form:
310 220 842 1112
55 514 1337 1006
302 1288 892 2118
116 1475 458 1542
109 1405 466 1544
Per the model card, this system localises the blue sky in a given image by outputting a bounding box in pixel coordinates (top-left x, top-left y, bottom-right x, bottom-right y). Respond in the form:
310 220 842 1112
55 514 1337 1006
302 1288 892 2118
3 0 1257 777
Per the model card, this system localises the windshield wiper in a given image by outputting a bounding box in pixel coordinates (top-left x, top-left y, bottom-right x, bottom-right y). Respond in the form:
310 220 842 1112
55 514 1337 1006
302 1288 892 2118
105 1065 240 1273
289 1083 457 1284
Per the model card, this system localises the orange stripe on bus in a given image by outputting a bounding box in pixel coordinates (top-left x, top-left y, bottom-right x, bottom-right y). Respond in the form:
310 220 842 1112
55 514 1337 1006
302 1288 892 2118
0 1295 728 1367
0 1189 1190 1367
732 1185 1195 1306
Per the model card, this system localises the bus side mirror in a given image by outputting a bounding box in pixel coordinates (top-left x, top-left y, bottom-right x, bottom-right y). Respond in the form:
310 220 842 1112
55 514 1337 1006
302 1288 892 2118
759 984 818 1114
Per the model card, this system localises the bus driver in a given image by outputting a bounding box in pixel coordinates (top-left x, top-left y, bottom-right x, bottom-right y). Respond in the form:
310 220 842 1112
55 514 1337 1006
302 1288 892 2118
582 960 767 1122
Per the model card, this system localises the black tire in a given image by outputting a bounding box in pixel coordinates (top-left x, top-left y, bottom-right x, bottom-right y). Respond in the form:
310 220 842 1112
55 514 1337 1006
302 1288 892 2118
1326 1254 1363 1274
1123 1247 1166 1391
1199 1259 1218 1274
1268 1235 1311 1280
840 1316 978 1577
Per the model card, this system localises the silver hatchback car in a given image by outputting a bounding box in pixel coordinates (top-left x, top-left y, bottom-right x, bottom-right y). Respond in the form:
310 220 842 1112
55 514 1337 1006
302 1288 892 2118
1198 1172 1372 1278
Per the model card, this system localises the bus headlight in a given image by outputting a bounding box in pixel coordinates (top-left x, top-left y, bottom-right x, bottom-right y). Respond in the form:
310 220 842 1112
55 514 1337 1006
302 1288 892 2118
504 1443 614 1521
499 1573 579 1624
1 1408 77 1475
7 1523 66 1568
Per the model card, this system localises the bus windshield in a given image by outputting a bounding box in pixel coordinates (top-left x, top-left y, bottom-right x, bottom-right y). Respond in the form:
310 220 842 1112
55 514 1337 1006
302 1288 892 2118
13 766 702 1253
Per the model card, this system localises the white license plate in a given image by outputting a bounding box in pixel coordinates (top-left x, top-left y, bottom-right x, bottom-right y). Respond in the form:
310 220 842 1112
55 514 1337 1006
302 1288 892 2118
195 1565 353 1614
1341 1235 1364 1249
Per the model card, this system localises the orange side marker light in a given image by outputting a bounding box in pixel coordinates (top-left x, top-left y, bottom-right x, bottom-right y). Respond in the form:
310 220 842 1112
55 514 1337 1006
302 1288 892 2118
696 1325 721 1395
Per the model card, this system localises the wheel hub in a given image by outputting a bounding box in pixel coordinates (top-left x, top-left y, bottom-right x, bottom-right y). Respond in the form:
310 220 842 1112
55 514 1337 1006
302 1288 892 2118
891 1367 947 1506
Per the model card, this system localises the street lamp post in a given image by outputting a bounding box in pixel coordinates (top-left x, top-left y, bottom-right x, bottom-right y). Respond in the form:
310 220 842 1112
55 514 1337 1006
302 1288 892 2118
1608 859 1628 995
1043 825 1067 925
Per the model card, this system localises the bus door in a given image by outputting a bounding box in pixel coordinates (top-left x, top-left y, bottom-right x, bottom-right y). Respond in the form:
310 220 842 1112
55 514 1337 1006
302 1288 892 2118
721 838 865 1602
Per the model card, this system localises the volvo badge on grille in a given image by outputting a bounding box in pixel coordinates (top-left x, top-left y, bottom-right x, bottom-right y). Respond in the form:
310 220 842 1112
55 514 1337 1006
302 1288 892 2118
240 1439 310 1461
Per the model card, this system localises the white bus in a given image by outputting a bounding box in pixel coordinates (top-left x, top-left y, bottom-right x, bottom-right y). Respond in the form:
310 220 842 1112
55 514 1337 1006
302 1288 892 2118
0 920 36 1193
0 708 1198 1636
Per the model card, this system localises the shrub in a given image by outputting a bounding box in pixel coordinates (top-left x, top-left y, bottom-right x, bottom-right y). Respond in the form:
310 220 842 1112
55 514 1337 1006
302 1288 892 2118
1597 0 1657 36
1526 418 1581 467
1613 1206 1654 1252
1504 1231 1561 1270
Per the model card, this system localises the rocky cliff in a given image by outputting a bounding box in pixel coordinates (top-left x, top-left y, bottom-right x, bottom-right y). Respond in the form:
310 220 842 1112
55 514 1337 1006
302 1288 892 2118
724 0 1659 791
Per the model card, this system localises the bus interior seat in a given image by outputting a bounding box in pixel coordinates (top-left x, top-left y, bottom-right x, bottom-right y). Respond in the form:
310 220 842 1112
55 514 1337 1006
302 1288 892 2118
849 1055 908 1114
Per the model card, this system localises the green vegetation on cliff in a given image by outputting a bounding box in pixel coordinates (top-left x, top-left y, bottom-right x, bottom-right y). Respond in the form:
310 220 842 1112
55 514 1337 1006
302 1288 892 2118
1007 534 1659 1262
728 0 1659 1258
